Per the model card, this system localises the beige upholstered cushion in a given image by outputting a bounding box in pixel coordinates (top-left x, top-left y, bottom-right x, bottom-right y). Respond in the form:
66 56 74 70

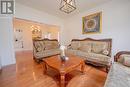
92 41 108 54
66 49 88 59
79 41 91 53
66 49 111 66
86 53 111 65
118 54 130 63
123 57 130 67
65 49 78 56
71 41 80 50
34 49 60 59
44 41 59 50
34 41 45 52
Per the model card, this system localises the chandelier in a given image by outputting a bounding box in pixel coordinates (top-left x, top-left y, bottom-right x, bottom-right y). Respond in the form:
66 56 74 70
59 0 76 14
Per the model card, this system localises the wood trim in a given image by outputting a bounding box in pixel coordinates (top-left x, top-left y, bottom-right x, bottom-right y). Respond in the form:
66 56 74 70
86 60 106 67
33 38 58 41
114 51 130 62
71 38 112 57
71 38 112 42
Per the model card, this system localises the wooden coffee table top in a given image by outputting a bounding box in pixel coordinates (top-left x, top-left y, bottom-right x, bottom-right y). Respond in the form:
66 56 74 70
43 55 84 73
42 54 85 87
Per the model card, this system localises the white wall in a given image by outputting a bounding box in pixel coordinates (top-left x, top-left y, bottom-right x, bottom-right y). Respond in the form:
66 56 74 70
0 17 16 66
15 3 66 45
64 0 130 56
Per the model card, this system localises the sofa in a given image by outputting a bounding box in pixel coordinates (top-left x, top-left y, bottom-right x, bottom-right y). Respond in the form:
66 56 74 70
33 39 61 63
66 38 112 72
104 51 130 87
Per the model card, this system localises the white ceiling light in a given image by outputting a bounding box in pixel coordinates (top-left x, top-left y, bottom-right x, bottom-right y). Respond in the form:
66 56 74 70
59 0 76 14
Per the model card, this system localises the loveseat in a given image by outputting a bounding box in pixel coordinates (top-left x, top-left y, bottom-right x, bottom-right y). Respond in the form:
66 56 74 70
104 51 130 87
33 39 60 63
66 38 112 72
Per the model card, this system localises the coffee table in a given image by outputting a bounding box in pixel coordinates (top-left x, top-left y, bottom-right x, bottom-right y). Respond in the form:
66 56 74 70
42 55 85 87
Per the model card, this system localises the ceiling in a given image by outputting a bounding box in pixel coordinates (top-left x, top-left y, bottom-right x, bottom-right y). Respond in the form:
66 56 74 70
16 0 110 18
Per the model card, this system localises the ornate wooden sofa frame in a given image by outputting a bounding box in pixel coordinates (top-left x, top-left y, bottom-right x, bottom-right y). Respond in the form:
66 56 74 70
33 39 60 63
67 38 112 72
114 51 130 62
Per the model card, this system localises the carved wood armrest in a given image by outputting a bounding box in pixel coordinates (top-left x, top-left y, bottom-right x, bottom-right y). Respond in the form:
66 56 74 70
114 51 130 62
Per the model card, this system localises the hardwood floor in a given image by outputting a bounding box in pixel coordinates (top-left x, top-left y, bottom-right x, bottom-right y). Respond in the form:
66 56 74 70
0 51 107 87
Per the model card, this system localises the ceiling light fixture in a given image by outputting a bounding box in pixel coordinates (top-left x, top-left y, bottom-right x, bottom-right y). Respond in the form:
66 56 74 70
59 0 76 14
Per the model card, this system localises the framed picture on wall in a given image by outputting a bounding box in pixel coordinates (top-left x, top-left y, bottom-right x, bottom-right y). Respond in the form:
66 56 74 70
82 12 102 34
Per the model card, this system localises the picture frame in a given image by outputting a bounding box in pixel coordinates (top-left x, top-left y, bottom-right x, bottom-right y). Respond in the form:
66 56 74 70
82 12 102 34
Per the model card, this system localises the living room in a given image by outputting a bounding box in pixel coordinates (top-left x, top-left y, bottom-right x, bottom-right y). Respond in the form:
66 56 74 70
0 0 130 87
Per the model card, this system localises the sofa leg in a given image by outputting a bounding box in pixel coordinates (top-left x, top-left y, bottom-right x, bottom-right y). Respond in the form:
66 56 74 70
33 58 42 63
36 59 41 63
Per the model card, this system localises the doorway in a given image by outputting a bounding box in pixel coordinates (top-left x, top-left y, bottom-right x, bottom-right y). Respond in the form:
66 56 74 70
13 18 60 51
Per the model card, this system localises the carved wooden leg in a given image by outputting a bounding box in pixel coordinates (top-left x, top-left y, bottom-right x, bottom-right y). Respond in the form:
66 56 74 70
60 73 65 87
42 62 47 74
81 62 85 74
